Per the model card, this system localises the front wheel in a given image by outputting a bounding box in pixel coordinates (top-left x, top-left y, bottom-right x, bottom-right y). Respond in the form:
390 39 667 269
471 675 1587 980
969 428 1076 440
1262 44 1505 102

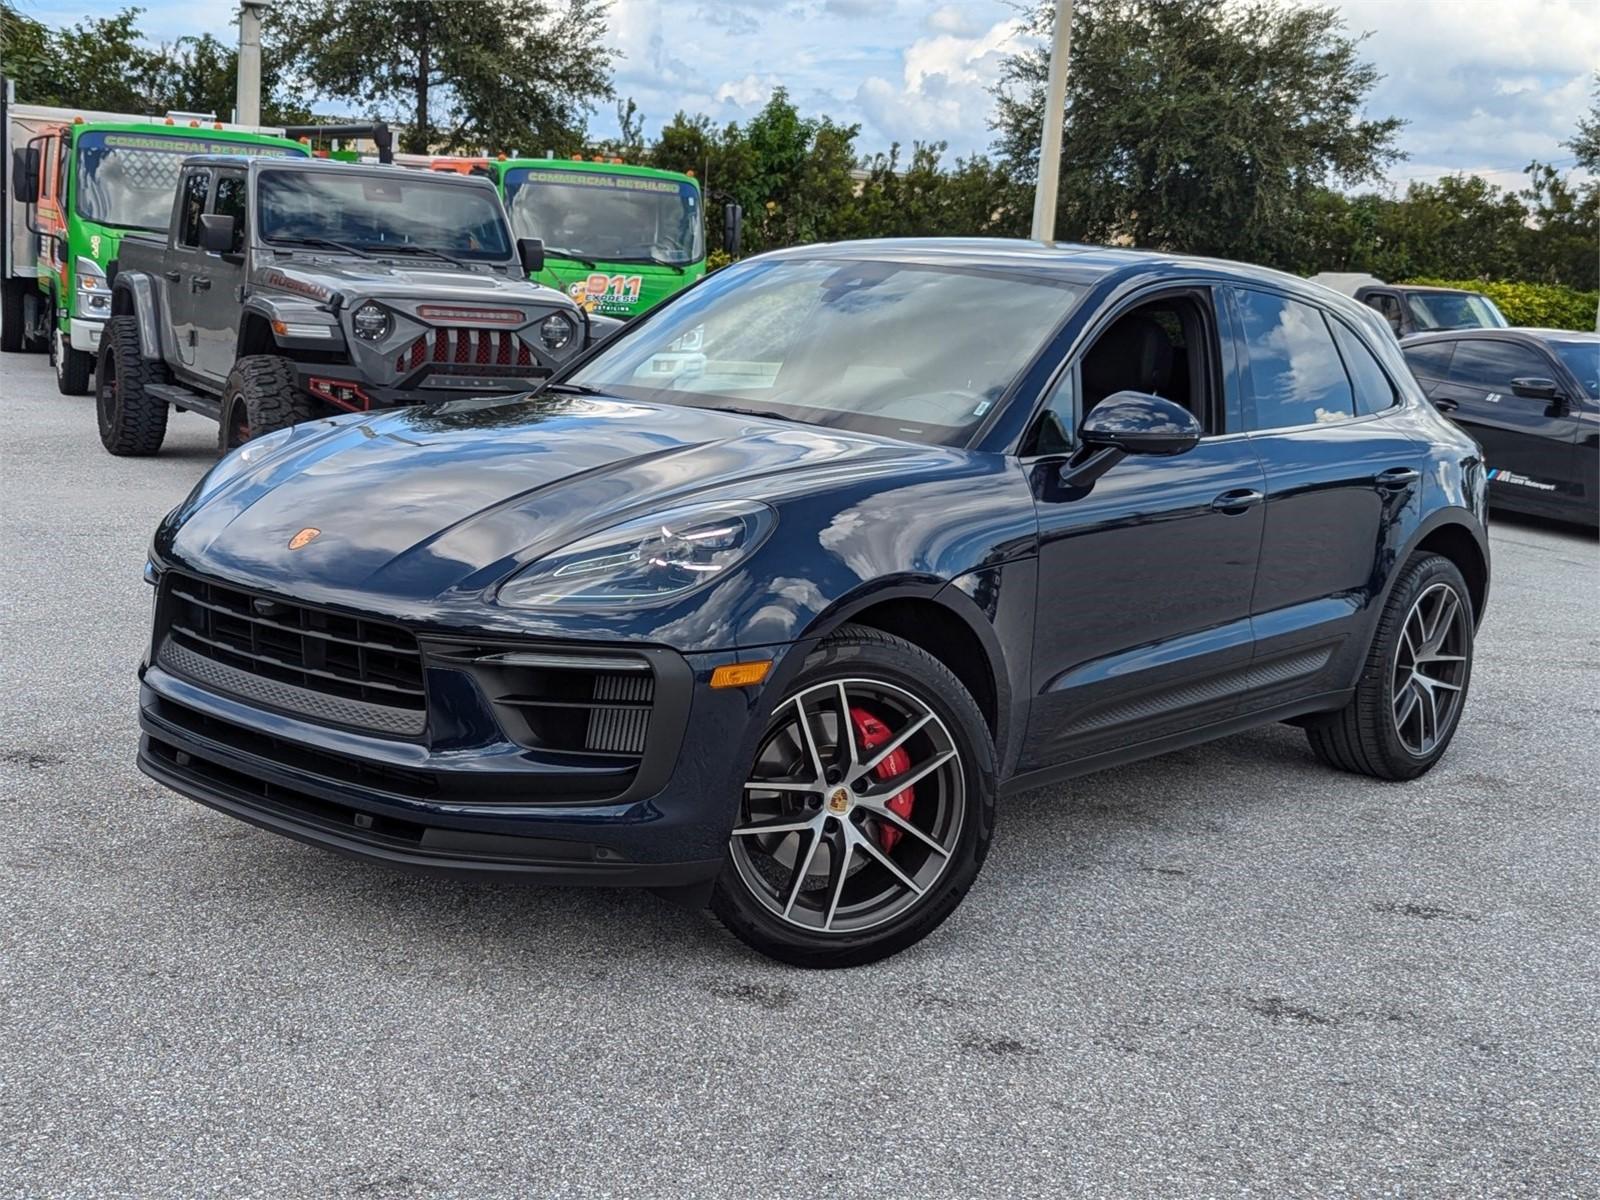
219 355 313 452
1304 552 1474 780
53 326 94 395
97 315 169 456
711 625 996 967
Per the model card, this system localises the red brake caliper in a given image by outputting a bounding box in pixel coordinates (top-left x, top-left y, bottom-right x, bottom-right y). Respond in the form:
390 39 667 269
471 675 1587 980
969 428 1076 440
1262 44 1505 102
850 706 914 851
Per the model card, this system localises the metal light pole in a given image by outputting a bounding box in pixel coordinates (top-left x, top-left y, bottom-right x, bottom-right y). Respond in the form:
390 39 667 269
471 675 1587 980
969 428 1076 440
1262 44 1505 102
236 0 271 127
1030 0 1073 242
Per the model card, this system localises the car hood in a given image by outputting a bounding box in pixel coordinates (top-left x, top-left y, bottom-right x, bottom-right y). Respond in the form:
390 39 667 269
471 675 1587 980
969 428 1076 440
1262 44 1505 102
160 392 946 607
257 259 567 306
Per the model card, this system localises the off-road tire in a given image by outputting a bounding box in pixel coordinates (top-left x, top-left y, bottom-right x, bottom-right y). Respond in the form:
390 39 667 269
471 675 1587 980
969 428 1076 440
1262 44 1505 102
1304 552 1474 780
97 315 169 456
219 355 313 451
1 279 26 353
711 624 996 968
54 327 94 395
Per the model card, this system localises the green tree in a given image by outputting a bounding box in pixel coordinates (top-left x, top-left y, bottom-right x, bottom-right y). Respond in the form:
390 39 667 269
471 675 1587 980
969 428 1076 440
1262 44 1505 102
1567 72 1600 173
267 0 614 154
994 0 1403 264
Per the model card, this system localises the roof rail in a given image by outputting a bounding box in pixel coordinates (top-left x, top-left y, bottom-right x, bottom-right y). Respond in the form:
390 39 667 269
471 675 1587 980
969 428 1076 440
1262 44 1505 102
281 121 394 164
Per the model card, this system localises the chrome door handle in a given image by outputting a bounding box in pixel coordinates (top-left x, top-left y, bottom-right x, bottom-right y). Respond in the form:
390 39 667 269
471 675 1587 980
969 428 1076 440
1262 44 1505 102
1374 467 1420 491
1211 488 1263 514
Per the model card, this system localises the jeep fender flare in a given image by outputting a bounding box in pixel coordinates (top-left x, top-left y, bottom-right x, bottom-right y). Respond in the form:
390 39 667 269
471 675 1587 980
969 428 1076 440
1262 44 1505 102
238 295 342 357
109 273 164 362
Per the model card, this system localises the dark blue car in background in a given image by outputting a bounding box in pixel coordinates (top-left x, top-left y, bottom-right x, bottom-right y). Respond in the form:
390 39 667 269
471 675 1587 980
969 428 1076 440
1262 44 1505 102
138 239 1490 966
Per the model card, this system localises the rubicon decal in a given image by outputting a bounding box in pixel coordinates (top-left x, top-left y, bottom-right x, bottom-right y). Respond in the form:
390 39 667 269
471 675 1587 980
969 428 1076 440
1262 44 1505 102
1486 468 1557 492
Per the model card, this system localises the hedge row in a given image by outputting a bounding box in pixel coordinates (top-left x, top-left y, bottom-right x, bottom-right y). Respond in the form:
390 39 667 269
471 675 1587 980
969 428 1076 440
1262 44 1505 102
1400 278 1599 332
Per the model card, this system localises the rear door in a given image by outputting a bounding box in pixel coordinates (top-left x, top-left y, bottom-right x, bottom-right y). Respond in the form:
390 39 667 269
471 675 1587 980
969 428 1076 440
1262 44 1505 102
1428 336 1579 514
1229 286 1425 705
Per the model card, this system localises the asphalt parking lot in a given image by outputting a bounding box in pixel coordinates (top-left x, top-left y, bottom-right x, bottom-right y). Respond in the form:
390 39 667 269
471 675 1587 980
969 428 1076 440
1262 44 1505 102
2 351 1596 1199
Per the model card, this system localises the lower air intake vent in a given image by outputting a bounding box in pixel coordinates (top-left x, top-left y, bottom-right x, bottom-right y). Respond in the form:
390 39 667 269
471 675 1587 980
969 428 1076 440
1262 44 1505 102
457 651 657 758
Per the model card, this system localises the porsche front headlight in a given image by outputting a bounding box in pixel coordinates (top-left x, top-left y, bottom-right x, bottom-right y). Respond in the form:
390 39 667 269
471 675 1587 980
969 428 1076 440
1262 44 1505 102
498 500 776 610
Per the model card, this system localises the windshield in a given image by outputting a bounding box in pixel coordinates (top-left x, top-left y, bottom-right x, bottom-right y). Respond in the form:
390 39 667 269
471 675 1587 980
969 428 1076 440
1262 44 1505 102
74 131 304 232
570 258 1081 445
1548 339 1599 399
1406 291 1508 332
258 170 512 261
504 169 702 265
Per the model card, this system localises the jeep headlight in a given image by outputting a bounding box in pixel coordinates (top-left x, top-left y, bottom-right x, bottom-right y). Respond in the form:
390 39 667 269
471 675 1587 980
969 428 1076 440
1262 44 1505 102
74 256 110 319
540 313 574 351
498 500 776 610
352 302 392 342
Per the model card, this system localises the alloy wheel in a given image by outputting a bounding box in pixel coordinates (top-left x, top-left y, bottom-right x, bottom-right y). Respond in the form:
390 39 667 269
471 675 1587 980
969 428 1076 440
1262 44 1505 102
730 678 965 935
1391 581 1469 756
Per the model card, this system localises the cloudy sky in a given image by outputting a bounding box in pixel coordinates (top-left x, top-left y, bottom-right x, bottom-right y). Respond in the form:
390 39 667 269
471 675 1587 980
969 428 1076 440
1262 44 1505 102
25 0 1600 191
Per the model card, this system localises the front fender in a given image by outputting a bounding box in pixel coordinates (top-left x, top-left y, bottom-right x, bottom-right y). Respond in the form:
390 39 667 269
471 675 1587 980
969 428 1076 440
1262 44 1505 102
110 273 164 361
239 294 344 356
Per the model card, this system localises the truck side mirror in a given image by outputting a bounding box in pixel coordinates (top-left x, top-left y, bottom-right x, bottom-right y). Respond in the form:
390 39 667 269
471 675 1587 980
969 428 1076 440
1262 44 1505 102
11 146 40 203
198 213 236 253
518 237 545 276
722 203 743 258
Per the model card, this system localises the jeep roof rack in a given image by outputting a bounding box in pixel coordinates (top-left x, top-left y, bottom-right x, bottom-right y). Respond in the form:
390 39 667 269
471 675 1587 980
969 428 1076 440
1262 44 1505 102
282 121 394 165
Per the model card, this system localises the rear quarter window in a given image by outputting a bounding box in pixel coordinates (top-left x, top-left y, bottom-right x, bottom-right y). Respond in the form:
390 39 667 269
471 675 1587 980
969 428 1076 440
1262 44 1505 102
1330 320 1397 415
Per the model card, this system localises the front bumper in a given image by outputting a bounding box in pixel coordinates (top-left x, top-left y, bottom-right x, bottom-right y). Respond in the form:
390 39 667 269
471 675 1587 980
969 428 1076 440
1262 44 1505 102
137 629 797 888
69 317 104 354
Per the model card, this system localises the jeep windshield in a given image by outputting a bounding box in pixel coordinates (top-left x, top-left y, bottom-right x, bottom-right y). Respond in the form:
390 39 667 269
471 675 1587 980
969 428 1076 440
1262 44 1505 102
503 169 702 266
75 131 305 232
258 170 513 262
1405 291 1508 332
567 257 1080 446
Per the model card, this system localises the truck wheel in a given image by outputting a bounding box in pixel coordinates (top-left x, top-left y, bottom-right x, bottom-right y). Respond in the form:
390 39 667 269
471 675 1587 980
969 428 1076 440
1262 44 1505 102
97 315 169 456
1 280 25 353
220 355 313 451
53 326 94 395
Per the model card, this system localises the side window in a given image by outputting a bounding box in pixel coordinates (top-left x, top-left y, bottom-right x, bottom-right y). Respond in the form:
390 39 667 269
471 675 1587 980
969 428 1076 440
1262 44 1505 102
1330 319 1397 415
1032 369 1076 456
54 136 67 201
176 170 211 248
1234 288 1354 429
1446 339 1551 394
1363 292 1402 329
211 172 247 254
1402 339 1455 381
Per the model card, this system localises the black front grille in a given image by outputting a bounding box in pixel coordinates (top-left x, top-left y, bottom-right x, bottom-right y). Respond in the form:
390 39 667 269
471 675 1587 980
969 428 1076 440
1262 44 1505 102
159 574 425 736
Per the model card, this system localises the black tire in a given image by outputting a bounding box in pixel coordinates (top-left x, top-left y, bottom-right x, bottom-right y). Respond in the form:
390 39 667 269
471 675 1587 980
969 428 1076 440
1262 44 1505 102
53 327 94 395
1304 552 1474 780
97 315 169 456
1 279 25 353
219 355 313 452
711 624 996 968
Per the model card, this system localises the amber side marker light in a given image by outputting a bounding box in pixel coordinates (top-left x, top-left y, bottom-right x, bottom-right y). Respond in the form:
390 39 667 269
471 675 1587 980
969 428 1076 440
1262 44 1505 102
710 661 772 689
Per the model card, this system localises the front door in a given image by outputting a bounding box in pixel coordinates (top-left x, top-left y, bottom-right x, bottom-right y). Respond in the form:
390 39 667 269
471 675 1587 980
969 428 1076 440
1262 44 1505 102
1020 286 1266 770
193 169 248 382
1428 336 1580 516
165 167 212 370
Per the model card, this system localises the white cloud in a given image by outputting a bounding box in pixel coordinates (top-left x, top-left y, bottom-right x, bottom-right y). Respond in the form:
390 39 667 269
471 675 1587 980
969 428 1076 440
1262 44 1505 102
853 18 1028 150
715 74 786 107
926 4 981 36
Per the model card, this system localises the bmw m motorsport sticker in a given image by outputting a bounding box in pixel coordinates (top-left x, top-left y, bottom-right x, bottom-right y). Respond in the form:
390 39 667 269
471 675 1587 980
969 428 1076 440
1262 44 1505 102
1486 468 1557 492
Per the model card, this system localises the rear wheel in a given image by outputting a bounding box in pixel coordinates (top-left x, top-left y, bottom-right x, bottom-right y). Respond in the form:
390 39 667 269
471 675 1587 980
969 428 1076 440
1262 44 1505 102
711 625 995 967
1 280 27 353
1305 552 1473 780
53 325 94 395
219 355 313 452
96 315 169 456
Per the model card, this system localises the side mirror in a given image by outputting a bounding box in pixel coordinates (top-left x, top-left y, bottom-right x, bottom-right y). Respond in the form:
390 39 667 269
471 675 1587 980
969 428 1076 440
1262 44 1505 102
517 237 545 276
11 146 40 203
722 202 742 258
1080 391 1202 456
198 213 235 253
1510 376 1562 403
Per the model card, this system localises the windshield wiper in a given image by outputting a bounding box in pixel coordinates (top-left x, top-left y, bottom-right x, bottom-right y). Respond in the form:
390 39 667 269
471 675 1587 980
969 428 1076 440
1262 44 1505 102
275 236 374 259
540 381 606 396
610 255 688 274
709 405 807 425
541 246 598 268
357 242 471 269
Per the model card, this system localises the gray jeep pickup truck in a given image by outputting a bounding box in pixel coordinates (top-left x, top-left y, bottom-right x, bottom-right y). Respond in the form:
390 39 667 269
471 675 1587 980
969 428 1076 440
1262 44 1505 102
100 156 611 455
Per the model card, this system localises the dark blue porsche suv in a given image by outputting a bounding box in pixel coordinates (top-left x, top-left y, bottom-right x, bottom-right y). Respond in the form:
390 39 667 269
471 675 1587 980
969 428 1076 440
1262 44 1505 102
138 240 1489 966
